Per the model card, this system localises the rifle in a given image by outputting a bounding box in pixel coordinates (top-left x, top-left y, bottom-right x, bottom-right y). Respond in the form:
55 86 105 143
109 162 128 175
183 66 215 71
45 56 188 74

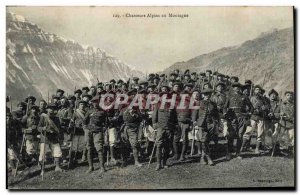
67 101 77 169
271 116 282 157
190 124 195 156
148 131 157 167
14 133 26 177
41 130 47 180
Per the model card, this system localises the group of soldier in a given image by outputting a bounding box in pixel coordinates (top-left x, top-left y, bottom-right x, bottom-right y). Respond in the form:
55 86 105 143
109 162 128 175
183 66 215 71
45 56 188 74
7 69 295 178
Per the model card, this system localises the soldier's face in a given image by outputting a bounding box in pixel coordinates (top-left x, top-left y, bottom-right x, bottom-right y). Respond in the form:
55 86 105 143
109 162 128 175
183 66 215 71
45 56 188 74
18 105 24 111
57 92 63 96
97 88 103 93
105 85 110 91
173 85 179 92
47 108 54 115
185 86 192 92
233 87 240 93
270 93 277 100
75 93 80 98
91 88 96 93
148 88 154 93
254 88 261 95
203 84 209 89
83 97 89 102
202 94 210 100
216 85 224 92
92 101 98 108
161 87 168 93
243 89 250 96
193 92 200 100
53 98 58 103
31 108 37 114
79 103 85 110
40 101 46 108
286 93 293 101
61 99 67 105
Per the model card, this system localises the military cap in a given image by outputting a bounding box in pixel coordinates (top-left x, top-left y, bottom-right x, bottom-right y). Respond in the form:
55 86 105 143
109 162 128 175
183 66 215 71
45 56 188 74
82 94 92 100
201 88 214 94
184 69 190 74
117 79 124 84
82 87 90 92
184 74 191 77
52 95 60 100
206 70 212 74
215 82 226 88
17 102 27 107
268 89 279 97
245 80 252 85
230 76 239 82
90 85 96 89
110 79 116 83
39 99 47 104
105 82 111 86
170 72 177 76
285 91 294 96
47 103 57 109
241 85 251 91
25 96 36 103
213 71 219 76
132 77 139 81
173 82 182 87
56 89 65 94
30 105 39 110
183 83 194 88
225 75 230 79
138 89 148 94
128 89 137 96
78 100 87 105
67 95 76 101
90 95 100 102
217 73 224 77
147 84 156 89
97 82 103 87
74 89 82 94
231 82 242 88
149 73 155 78
254 85 263 91
199 72 206 76
160 74 165 77
97 84 104 89
139 80 148 86
261 89 266 94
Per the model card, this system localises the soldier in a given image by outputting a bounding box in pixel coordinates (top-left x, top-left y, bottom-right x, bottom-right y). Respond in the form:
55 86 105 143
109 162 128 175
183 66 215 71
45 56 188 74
130 77 140 90
96 85 105 96
243 85 269 154
82 87 90 96
280 91 294 157
39 100 47 114
38 103 64 173
69 100 88 165
192 88 219 165
267 89 281 155
74 89 82 107
83 96 107 173
152 90 177 170
24 96 37 112
57 96 72 148
56 89 65 99
224 83 252 159
123 105 143 167
89 86 97 97
175 83 193 161
110 79 117 90
7 109 19 175
22 105 40 165
182 74 191 85
12 102 27 147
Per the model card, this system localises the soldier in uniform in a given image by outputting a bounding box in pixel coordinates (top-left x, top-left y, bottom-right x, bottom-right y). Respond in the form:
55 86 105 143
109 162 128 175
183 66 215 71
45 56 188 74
123 105 143 167
152 90 177 170
130 77 140 90
39 100 47 114
7 109 19 175
56 89 65 99
224 83 252 159
83 96 107 173
89 86 97 97
82 87 90 96
12 102 27 148
192 88 218 165
74 89 82 107
280 91 294 157
22 105 40 164
24 96 37 111
243 85 269 154
38 103 64 173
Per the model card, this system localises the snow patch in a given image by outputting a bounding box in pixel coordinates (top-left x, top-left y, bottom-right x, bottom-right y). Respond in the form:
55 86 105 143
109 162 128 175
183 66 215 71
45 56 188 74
7 54 30 80
49 60 60 73
80 69 93 85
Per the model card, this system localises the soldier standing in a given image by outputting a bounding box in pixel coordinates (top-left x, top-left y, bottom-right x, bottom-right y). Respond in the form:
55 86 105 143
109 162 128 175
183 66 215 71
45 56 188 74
192 88 219 165
37 103 64 173
39 100 47 114
280 91 294 157
83 96 107 173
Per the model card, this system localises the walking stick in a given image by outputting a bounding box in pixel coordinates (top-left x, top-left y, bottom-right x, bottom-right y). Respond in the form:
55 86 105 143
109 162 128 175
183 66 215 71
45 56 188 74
190 125 195 156
148 131 157 167
67 102 77 169
41 131 47 181
14 133 26 177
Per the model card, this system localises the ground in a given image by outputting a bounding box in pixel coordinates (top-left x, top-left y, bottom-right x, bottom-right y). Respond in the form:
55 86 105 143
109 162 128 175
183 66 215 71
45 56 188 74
7 141 295 190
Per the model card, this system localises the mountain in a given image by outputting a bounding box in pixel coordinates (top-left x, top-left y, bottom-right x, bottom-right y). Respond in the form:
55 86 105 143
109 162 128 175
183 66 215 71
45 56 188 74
164 27 294 95
6 12 143 105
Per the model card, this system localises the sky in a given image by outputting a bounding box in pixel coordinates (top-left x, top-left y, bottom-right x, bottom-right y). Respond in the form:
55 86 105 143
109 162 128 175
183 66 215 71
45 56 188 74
7 6 293 73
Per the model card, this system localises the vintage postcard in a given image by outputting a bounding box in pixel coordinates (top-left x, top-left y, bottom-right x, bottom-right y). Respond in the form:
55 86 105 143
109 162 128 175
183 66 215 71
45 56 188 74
6 6 295 190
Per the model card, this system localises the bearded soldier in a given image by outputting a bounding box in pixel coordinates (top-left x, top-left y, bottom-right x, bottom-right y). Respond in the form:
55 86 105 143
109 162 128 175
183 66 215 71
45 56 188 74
83 95 107 173
192 88 219 166
280 91 294 157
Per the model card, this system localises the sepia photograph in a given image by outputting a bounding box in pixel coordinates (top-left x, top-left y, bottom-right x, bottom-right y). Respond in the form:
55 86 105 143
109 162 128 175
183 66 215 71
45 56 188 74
6 6 295 190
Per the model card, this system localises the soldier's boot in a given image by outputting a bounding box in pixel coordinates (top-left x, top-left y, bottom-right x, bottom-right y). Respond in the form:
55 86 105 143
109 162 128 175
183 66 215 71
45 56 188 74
86 150 94 173
81 147 87 162
110 146 117 165
240 138 248 153
54 158 63 172
255 142 261 154
133 148 142 167
98 151 106 173
196 141 202 156
169 142 179 160
179 143 187 162
199 143 207 165
236 138 243 159
206 155 215 166
155 147 162 171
